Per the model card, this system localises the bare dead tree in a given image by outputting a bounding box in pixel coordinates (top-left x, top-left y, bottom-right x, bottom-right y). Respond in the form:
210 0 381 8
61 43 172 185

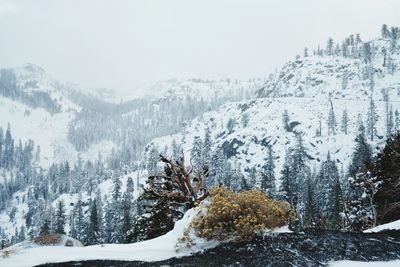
131 154 209 241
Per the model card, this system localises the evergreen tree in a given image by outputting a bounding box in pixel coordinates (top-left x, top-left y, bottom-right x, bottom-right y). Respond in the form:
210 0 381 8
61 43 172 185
395 109 400 132
304 170 317 227
202 127 213 167
381 24 390 38
54 200 66 234
103 199 113 243
70 194 85 240
227 118 236 133
112 175 122 202
39 220 51 236
209 149 226 187
247 166 258 190
261 145 276 197
326 38 334 56
341 108 349 135
191 136 204 173
171 139 181 161
315 153 343 229
282 109 290 131
363 42 372 63
147 146 159 176
387 105 394 137
374 132 400 224
366 97 379 141
85 199 100 245
304 47 309 57
241 113 250 127
348 122 373 177
328 96 336 135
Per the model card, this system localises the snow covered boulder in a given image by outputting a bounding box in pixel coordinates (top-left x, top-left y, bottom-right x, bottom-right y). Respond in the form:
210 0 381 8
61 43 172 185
32 234 84 247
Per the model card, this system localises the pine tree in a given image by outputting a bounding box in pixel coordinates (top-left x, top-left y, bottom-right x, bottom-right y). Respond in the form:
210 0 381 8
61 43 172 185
279 134 310 222
366 97 379 141
247 166 258 190
279 158 291 201
348 123 373 177
227 118 236 133
241 113 250 127
363 42 372 63
341 108 349 135
304 171 317 227
282 110 290 131
71 194 85 240
147 146 159 176
374 132 400 224
39 220 51 236
209 149 226 187
171 139 181 161
85 199 100 245
261 145 276 197
304 47 309 57
382 24 390 38
121 200 132 243
328 96 336 135
315 153 343 229
202 127 212 167
191 136 204 173
54 200 66 234
103 199 113 243
387 105 394 137
326 38 334 56
395 109 400 132
121 177 134 243
112 175 122 202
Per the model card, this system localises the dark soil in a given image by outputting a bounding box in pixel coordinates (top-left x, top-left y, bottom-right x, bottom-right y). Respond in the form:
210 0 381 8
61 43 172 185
36 229 400 267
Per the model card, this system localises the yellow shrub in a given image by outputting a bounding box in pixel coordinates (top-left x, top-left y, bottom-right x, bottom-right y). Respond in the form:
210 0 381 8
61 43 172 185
2 249 10 258
191 187 296 241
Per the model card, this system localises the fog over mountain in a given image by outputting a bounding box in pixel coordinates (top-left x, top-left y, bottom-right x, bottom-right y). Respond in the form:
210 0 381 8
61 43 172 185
0 0 399 95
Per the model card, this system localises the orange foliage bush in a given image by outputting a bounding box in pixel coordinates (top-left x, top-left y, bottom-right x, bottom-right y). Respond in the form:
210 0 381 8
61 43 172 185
191 187 296 241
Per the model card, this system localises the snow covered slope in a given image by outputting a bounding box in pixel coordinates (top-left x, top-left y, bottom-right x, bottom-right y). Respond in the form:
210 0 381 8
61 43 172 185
0 64 121 167
364 219 400 233
0 204 219 267
136 78 263 103
256 39 400 100
148 36 400 185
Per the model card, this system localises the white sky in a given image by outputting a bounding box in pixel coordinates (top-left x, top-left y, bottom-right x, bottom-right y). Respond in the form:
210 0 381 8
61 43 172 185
0 0 400 95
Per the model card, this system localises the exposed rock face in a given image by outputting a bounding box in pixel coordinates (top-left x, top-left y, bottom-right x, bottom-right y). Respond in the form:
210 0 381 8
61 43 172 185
37 230 400 267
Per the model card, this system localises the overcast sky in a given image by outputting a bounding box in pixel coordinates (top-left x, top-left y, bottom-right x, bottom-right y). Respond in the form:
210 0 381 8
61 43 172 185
1 0 400 95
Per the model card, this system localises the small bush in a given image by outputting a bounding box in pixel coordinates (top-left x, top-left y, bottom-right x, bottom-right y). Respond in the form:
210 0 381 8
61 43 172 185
191 187 296 241
2 249 10 258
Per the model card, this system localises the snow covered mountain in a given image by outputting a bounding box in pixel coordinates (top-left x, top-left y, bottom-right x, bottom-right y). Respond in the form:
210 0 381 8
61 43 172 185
0 63 263 243
148 34 400 187
0 64 118 167
140 78 262 103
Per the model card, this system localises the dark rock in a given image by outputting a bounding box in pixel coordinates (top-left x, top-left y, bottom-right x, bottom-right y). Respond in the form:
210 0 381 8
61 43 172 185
36 230 400 267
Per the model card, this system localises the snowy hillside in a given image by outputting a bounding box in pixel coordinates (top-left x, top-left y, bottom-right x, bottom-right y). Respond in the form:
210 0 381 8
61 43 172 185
149 35 400 187
0 63 115 167
141 78 263 103
0 205 218 267
257 39 400 100
0 170 145 240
